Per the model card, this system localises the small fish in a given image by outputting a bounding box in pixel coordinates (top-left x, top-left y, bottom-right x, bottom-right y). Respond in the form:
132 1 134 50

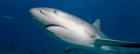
4 15 14 20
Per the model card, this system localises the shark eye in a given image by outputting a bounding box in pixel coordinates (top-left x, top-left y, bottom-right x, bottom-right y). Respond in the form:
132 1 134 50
53 10 66 16
53 10 59 15
53 10 57 13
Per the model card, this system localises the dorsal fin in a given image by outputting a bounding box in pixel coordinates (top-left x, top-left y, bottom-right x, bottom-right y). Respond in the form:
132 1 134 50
92 19 101 30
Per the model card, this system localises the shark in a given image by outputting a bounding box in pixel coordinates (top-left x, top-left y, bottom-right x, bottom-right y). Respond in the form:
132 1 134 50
30 7 140 54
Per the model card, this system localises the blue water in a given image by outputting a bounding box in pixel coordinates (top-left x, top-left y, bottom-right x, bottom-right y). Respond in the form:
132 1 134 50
0 0 140 54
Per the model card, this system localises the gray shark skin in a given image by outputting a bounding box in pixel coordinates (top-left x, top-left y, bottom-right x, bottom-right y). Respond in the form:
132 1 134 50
30 7 140 54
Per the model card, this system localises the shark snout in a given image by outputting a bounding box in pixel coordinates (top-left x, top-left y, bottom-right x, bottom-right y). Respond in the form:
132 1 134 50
30 8 65 28
30 8 58 15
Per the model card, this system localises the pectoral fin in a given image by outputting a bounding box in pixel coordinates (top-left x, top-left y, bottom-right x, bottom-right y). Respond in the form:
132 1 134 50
94 39 140 48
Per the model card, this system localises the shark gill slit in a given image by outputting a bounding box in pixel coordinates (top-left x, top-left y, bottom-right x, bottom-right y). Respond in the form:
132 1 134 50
85 30 96 38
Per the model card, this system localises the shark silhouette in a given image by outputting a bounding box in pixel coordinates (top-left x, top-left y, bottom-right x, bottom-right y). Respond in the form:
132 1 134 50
30 7 140 54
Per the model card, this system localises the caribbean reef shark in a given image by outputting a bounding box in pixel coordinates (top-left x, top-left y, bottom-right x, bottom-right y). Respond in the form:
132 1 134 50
30 7 140 54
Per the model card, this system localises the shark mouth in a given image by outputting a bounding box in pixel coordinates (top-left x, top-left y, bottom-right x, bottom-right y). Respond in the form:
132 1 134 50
44 24 65 29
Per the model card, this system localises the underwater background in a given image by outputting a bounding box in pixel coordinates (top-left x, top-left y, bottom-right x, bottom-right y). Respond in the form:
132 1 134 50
0 0 140 54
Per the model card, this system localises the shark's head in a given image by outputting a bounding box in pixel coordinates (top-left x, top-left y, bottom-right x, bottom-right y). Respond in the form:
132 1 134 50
30 7 101 47
30 7 90 27
30 8 61 25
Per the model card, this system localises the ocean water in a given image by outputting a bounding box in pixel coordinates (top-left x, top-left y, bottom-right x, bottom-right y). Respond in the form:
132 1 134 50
0 0 140 54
